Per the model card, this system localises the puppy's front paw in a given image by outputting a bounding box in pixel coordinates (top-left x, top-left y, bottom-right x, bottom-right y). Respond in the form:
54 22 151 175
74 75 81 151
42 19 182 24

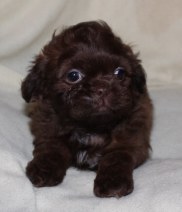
26 154 66 187
94 170 133 198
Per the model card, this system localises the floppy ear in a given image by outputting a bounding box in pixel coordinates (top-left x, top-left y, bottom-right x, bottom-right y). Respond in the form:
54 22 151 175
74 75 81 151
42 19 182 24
21 54 46 102
132 64 146 94
120 44 146 94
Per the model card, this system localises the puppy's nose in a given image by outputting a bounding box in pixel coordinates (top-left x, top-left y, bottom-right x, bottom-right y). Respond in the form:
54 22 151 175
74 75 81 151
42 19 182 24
96 88 105 96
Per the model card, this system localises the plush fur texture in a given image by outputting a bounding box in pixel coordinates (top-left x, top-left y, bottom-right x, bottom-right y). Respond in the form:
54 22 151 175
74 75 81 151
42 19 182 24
21 21 153 198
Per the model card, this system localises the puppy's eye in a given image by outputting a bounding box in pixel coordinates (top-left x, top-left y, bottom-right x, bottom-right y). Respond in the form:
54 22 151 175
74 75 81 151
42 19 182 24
114 67 125 79
66 69 83 83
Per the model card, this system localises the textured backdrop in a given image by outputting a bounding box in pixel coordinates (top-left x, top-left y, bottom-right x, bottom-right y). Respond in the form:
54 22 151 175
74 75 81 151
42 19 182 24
0 0 182 85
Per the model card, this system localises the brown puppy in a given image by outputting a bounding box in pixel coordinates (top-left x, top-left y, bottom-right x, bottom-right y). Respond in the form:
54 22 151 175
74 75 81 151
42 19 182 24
21 21 153 198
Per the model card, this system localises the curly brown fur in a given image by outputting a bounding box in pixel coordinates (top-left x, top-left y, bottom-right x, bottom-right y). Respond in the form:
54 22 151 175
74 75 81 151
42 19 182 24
21 21 153 198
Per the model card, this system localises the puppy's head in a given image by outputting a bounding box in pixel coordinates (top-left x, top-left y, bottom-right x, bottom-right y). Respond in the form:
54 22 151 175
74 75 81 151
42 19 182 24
21 21 146 126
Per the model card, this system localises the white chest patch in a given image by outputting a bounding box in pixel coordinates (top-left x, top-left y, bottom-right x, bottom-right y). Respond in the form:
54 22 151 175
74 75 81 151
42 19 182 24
71 130 107 147
76 150 101 169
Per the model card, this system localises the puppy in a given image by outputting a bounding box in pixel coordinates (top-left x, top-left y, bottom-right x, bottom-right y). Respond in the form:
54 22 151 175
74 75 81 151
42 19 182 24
21 21 153 198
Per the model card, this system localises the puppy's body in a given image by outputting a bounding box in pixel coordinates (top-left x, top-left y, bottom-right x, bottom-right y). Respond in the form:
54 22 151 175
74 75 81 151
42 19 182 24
22 21 153 198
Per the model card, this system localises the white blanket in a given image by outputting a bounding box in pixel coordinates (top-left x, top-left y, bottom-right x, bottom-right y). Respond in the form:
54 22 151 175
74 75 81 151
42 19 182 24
1 65 182 212
1 0 182 211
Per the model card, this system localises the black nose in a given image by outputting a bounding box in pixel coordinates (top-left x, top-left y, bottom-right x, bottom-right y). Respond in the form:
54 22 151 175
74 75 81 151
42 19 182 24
96 88 105 96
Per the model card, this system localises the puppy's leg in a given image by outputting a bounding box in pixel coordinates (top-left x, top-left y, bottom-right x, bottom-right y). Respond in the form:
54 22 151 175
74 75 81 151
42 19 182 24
94 146 149 198
26 141 72 187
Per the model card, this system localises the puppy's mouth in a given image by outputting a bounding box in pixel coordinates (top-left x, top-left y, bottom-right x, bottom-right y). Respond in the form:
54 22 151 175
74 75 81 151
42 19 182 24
80 95 112 113
67 95 113 121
